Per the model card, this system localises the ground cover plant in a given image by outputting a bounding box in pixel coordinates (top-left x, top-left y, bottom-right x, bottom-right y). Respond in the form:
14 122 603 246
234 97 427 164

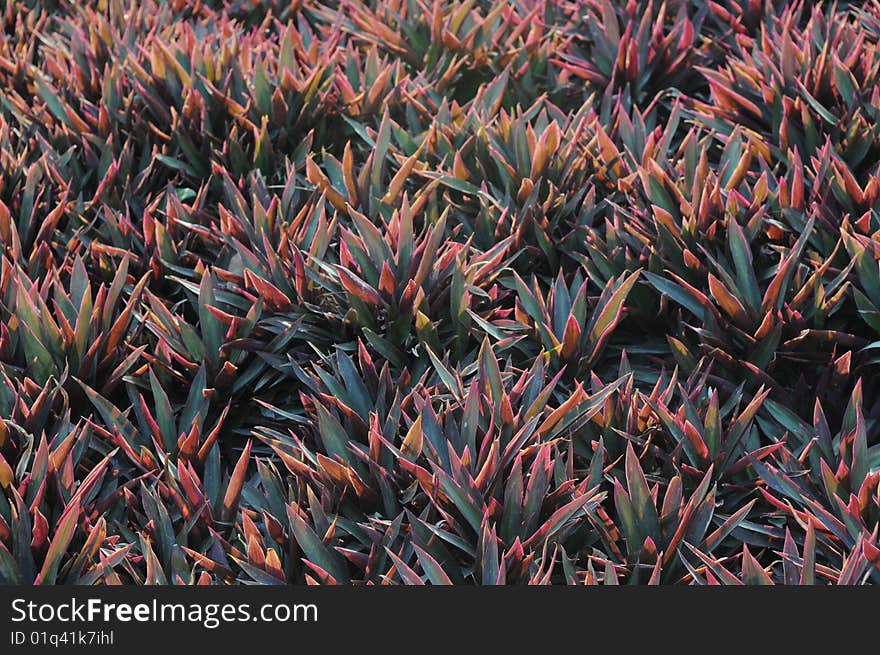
0 0 878 585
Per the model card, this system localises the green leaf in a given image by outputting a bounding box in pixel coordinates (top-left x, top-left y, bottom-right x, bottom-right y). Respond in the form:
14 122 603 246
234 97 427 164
624 442 660 541
413 545 453 585
149 369 177 452
643 271 707 319
36 77 72 128
727 219 761 312
286 504 349 583
37 500 80 585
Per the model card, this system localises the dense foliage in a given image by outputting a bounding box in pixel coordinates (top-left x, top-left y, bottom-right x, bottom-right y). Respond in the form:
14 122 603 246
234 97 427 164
1 0 878 585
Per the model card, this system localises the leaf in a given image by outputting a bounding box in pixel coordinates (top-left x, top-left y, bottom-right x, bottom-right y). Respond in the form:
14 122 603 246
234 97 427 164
149 369 177 452
624 442 660 541
703 499 757 551
76 379 137 443
199 269 223 361
371 110 393 192
523 490 603 549
643 271 707 319
727 219 761 312
421 173 482 197
252 64 272 115
614 479 642 562
36 500 80 585
501 455 524 543
741 545 773 585
703 391 723 461
586 270 641 354
761 216 814 313
401 415 423 459
412 544 453 585
336 266 383 306
0 453 13 489
314 403 354 466
682 543 742 585
36 77 72 128
801 519 816 585
221 440 252 521
708 274 750 326
384 548 425 585
286 504 349 583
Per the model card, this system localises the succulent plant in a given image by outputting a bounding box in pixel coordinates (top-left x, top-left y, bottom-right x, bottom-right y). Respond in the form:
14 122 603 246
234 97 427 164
0 0 878 586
